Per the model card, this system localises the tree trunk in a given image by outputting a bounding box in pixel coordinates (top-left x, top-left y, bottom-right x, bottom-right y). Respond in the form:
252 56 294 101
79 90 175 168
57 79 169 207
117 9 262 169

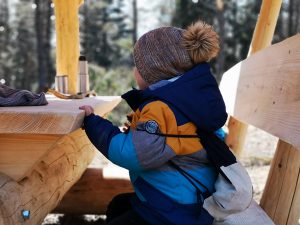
35 0 54 91
35 0 46 91
0 0 11 86
45 1 55 87
295 1 300 33
215 0 225 82
132 0 137 44
288 0 294 37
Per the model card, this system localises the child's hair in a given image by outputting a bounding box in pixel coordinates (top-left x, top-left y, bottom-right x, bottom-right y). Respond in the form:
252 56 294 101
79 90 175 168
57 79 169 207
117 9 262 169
133 20 219 85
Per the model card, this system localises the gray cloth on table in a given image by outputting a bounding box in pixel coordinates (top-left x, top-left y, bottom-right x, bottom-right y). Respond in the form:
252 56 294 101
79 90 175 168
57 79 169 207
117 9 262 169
0 84 48 106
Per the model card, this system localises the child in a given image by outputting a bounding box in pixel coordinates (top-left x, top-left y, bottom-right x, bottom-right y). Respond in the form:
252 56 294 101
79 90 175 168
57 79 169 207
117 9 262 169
79 21 255 225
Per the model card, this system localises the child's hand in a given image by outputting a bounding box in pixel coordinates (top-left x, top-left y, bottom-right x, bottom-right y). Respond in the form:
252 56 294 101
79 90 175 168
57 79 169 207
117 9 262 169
122 122 131 133
79 105 94 116
126 113 134 123
122 113 134 133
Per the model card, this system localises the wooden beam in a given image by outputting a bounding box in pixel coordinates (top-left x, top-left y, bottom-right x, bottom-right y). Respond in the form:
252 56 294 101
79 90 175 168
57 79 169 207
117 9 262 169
52 0 83 94
260 140 300 225
248 0 282 55
54 168 133 214
0 96 121 183
0 129 96 225
0 134 60 181
225 0 282 157
220 34 300 149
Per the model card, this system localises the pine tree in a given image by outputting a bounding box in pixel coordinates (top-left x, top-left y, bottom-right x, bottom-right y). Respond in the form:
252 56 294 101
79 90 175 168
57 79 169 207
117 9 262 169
12 0 37 90
172 0 261 81
274 0 300 43
0 0 12 86
132 0 137 44
80 0 132 68
35 0 55 91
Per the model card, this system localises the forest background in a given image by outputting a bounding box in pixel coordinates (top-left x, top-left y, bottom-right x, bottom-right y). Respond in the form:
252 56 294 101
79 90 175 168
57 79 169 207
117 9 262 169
0 0 300 126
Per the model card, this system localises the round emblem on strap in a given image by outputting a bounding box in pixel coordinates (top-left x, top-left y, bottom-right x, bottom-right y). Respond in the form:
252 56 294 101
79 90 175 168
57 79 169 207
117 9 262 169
144 120 159 134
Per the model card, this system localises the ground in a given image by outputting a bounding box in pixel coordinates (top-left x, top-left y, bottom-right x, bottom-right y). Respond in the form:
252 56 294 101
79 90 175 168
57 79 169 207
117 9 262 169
42 125 279 225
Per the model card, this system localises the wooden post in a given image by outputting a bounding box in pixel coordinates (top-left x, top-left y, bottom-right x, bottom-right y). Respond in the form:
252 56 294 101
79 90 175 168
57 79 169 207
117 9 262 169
52 0 84 94
260 141 300 225
248 0 283 55
226 0 282 157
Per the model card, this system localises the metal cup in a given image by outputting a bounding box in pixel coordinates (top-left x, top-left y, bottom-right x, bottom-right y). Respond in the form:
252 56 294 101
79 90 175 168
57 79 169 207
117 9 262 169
78 56 90 94
55 75 69 94
78 74 90 94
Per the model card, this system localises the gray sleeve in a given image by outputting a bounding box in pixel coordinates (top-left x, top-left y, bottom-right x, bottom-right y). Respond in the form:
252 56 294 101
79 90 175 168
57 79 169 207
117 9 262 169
132 122 176 169
203 162 253 220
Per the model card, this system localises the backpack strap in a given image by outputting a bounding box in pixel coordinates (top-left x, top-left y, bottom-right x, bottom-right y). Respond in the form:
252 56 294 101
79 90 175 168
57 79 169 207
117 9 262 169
197 130 237 183
168 160 211 218
168 160 210 203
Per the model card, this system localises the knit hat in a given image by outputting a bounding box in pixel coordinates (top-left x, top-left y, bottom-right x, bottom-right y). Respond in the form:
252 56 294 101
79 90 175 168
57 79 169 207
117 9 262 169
133 21 220 84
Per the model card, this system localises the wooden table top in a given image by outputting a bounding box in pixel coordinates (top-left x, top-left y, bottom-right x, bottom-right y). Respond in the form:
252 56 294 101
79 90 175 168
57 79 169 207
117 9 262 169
0 95 121 135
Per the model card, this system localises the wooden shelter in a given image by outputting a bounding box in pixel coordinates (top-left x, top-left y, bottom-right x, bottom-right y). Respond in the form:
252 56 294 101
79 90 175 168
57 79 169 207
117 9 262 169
0 96 121 225
0 0 299 224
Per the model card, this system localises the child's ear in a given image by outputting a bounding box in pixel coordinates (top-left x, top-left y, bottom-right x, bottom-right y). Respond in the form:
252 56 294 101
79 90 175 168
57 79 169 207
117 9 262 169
134 68 149 90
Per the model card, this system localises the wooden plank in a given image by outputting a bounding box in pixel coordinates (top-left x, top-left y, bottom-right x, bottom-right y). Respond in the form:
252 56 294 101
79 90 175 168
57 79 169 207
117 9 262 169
52 0 83 94
0 95 121 134
54 167 133 214
0 129 96 225
225 0 282 156
260 140 300 225
220 34 300 148
0 134 60 181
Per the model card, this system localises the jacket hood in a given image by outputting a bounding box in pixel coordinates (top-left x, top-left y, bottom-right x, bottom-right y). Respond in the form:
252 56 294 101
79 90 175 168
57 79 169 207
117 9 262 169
122 63 227 132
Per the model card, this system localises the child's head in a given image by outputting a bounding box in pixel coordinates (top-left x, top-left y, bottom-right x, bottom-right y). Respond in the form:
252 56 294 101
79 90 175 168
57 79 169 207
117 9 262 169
133 20 219 89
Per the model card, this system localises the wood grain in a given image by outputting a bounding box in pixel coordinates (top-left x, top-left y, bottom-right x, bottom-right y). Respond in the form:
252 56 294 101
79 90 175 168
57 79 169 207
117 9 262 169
260 140 300 225
0 95 121 134
54 168 133 215
287 168 300 225
0 129 96 225
220 34 300 148
0 134 60 181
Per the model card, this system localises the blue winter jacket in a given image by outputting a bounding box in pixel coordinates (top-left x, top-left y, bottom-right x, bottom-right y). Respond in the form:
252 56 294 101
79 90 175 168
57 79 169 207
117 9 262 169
83 63 228 225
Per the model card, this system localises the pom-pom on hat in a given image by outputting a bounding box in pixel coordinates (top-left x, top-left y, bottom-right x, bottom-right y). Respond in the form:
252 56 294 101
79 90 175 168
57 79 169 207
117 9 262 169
133 20 220 84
